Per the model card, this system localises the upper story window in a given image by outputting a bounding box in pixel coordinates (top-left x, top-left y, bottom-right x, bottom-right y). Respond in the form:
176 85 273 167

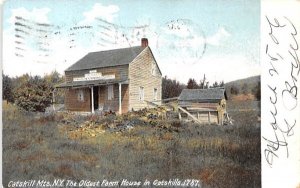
77 89 84 101
139 86 144 101
151 63 156 76
108 85 114 100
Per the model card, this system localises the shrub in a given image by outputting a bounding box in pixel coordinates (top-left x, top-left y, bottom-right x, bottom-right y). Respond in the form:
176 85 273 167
14 76 52 112
2 73 14 103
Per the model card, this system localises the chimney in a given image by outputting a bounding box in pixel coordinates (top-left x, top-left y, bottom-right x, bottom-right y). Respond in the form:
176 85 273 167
141 38 148 47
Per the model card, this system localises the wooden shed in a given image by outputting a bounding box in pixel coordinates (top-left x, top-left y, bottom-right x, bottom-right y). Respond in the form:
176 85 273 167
178 88 227 125
56 38 162 114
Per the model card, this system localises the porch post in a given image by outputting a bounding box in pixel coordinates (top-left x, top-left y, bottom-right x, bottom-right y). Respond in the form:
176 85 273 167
91 86 94 113
119 83 122 114
52 89 55 111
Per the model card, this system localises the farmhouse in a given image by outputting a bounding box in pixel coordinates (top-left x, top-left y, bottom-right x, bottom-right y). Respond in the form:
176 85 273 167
56 38 162 114
178 88 227 125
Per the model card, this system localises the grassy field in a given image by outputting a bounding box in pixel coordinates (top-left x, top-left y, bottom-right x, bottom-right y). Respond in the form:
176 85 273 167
2 100 260 188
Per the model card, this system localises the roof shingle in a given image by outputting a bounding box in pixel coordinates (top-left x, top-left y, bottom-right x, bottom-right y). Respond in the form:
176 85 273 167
66 46 146 71
179 88 226 101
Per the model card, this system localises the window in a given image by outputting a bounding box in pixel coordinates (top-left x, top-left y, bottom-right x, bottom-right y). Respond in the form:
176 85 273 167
139 87 144 101
77 89 84 101
153 88 158 101
108 85 114 100
151 63 156 76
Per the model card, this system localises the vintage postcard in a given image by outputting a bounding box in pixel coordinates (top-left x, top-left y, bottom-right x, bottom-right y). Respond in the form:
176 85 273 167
1 0 299 187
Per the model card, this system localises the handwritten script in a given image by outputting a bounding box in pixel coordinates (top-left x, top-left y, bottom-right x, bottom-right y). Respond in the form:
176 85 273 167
263 16 299 167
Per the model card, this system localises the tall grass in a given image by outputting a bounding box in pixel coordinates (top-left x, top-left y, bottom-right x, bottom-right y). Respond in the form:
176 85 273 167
2 101 260 188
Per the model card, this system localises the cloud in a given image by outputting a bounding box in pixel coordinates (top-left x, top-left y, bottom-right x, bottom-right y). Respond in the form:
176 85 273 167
207 27 231 46
8 7 51 24
82 3 119 23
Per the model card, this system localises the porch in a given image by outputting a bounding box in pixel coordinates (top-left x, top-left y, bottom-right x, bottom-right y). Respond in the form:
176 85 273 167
55 79 129 114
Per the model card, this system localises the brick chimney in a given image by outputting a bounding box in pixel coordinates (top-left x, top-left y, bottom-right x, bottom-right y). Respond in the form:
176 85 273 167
141 38 148 47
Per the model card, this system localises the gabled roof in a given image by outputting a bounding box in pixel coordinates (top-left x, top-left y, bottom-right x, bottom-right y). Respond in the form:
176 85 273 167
66 46 146 71
179 88 226 101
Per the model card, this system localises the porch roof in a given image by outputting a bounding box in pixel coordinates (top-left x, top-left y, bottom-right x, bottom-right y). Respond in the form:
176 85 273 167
55 79 128 89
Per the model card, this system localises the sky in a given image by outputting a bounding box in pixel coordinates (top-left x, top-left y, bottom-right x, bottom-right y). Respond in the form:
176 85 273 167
2 0 260 84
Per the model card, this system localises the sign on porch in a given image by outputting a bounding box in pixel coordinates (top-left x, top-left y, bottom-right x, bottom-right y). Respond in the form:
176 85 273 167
73 70 115 82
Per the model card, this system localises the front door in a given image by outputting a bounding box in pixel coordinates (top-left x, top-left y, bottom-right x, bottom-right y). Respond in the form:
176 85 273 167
93 86 99 110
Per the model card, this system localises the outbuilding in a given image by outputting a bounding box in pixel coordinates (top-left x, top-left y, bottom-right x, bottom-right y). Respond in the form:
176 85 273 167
178 88 227 125
56 38 162 114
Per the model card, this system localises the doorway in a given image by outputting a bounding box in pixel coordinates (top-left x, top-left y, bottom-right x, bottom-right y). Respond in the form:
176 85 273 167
93 86 99 110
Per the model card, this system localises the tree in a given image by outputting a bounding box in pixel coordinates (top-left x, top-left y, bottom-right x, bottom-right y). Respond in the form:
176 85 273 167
256 82 261 100
230 85 239 95
219 81 225 87
14 75 52 112
242 83 248 95
212 81 219 88
187 78 198 89
44 71 65 104
44 71 63 85
211 80 225 88
2 74 14 103
12 74 30 90
199 74 209 89
252 82 261 100
162 76 186 99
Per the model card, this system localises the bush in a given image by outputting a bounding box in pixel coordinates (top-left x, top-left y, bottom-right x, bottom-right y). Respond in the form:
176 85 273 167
14 76 52 112
3 74 14 103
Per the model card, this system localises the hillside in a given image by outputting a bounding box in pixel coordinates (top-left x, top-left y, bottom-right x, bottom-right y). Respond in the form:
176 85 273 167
225 75 261 100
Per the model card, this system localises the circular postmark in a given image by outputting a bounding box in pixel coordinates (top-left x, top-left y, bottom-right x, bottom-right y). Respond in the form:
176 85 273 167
154 19 207 65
